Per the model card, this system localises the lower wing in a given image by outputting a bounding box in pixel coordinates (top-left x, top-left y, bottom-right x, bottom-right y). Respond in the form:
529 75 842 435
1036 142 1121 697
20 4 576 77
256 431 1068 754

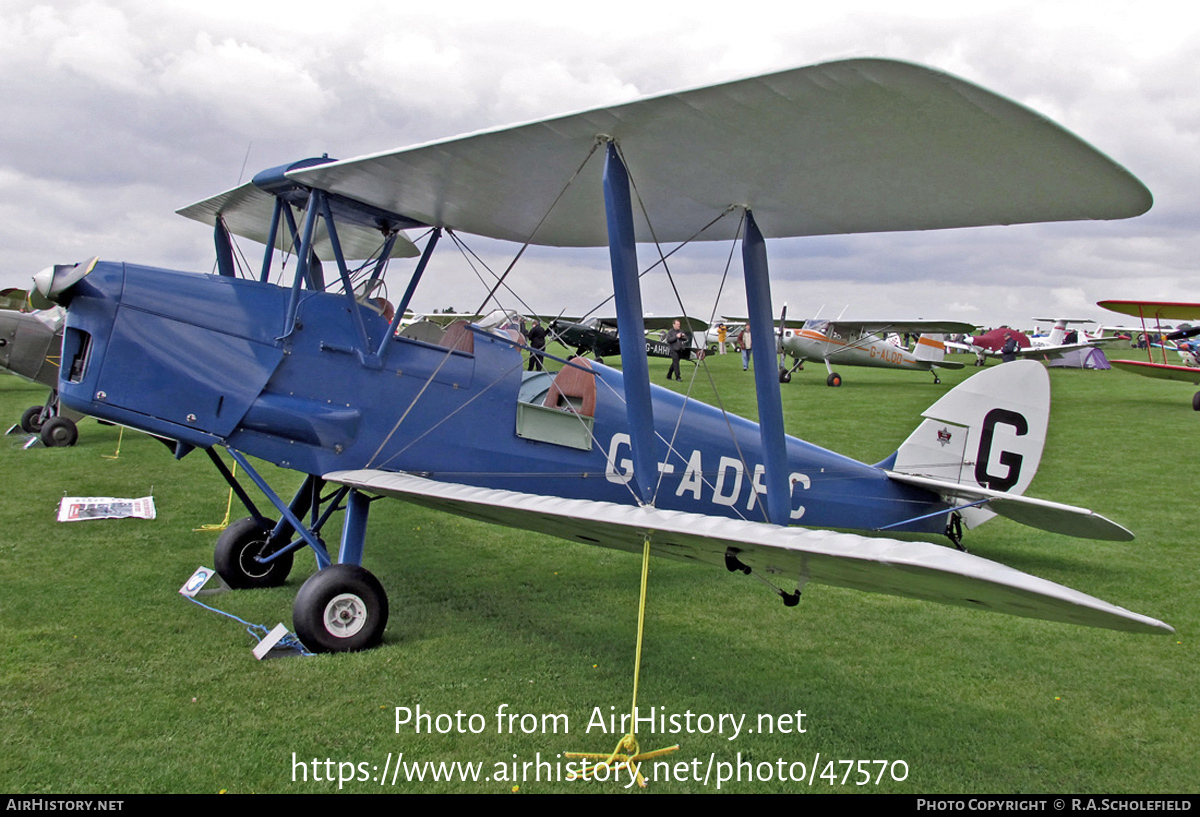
1110 359 1200 384
325 470 1169 635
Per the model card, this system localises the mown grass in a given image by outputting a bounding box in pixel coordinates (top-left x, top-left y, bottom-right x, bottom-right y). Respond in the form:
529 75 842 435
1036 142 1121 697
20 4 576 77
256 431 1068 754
0 351 1195 794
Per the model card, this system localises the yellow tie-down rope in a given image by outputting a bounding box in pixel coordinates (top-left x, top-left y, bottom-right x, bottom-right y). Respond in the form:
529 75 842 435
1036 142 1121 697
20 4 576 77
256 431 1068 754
565 532 679 788
101 425 123 460
194 461 236 532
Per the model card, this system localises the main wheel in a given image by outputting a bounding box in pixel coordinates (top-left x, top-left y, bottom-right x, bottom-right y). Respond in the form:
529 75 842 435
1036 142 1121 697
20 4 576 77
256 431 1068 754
40 416 78 447
1193 391 1200 412
293 564 389 653
214 517 293 589
21 406 44 433
778 366 792 384
826 372 842 387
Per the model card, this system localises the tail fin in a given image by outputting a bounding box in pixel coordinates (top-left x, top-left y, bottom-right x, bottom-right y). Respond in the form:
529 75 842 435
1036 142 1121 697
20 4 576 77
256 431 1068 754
912 333 948 363
890 360 1050 528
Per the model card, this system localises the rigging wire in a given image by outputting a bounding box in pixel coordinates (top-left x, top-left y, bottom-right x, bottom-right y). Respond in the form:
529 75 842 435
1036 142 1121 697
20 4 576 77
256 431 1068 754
612 142 772 522
470 138 603 318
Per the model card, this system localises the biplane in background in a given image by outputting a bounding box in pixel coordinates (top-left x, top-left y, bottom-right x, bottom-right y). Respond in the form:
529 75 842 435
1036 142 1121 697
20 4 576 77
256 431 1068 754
549 314 709 364
1098 300 1200 409
34 59 1170 654
773 316 973 385
0 301 83 446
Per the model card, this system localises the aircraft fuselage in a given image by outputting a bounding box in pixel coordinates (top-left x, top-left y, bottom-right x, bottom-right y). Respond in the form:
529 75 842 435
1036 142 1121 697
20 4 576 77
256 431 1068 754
782 328 936 371
56 262 950 534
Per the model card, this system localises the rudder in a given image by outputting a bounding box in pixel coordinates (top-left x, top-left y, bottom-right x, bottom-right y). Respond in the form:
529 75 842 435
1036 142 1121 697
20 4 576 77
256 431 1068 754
890 360 1050 528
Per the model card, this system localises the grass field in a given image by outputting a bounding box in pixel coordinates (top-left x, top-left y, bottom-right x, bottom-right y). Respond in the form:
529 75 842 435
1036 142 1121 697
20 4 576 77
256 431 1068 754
0 350 1196 794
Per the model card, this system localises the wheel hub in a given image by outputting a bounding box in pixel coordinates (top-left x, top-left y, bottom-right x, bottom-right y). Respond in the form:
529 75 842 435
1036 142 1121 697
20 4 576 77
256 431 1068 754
324 593 367 638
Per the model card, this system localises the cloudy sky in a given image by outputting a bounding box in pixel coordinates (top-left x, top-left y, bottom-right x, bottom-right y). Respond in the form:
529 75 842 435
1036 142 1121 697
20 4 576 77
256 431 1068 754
1 0 1196 329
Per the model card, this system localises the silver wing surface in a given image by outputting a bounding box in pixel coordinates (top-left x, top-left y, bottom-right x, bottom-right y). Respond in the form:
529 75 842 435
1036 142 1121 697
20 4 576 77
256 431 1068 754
178 181 419 262
884 471 1134 541
287 59 1151 247
326 470 1169 635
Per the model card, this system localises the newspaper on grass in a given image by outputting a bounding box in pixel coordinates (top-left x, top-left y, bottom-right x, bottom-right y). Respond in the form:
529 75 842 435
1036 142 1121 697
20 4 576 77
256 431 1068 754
58 496 156 522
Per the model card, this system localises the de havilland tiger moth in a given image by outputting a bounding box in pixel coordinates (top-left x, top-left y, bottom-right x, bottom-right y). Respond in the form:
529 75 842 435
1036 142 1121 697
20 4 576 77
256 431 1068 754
31 58 1171 652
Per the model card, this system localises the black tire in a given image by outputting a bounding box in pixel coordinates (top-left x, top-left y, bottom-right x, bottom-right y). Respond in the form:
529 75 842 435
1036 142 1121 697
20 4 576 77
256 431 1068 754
827 373 842 387
293 564 389 653
778 367 792 384
40 416 78 447
20 406 44 433
1193 392 1200 412
214 517 293 589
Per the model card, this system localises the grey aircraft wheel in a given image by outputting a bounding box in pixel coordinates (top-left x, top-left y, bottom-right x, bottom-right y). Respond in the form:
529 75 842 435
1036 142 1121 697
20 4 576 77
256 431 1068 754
21 406 44 433
293 564 389 653
214 517 293 589
827 372 843 387
40 416 78 447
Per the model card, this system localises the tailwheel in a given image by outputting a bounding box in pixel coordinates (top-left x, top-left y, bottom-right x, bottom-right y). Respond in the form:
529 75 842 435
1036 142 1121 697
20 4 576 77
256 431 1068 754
293 564 389 653
20 406 44 433
214 517 293 589
826 372 842 387
40 416 78 447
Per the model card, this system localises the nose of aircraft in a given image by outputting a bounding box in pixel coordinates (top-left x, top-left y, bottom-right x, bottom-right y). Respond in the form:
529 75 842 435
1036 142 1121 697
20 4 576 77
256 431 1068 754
31 257 98 308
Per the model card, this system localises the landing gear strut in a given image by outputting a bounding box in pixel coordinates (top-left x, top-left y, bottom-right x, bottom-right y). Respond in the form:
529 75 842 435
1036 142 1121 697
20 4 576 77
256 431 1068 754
206 448 390 653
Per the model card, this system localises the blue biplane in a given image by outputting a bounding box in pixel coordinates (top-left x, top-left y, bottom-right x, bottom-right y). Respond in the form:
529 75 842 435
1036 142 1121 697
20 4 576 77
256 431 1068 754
33 59 1170 652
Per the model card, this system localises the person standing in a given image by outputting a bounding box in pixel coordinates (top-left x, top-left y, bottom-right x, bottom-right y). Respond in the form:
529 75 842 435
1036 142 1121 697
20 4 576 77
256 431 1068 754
738 326 752 371
717 323 727 354
1001 332 1019 363
527 318 547 371
665 319 686 381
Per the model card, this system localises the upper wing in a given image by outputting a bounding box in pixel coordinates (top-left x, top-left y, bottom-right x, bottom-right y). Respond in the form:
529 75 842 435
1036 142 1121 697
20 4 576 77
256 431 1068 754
642 315 710 332
286 59 1150 247
178 181 419 262
325 470 1169 635
1110 359 1200 384
1099 300 1200 322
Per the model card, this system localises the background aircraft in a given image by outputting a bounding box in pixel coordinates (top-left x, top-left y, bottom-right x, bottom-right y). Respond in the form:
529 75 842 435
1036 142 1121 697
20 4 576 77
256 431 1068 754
776 318 973 385
33 59 1168 654
0 303 83 446
1099 300 1200 409
550 315 709 363
968 319 1119 363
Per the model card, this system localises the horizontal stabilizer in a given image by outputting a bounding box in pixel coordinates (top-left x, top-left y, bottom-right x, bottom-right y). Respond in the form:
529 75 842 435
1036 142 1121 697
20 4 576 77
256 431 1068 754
885 471 1134 541
326 470 1168 635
